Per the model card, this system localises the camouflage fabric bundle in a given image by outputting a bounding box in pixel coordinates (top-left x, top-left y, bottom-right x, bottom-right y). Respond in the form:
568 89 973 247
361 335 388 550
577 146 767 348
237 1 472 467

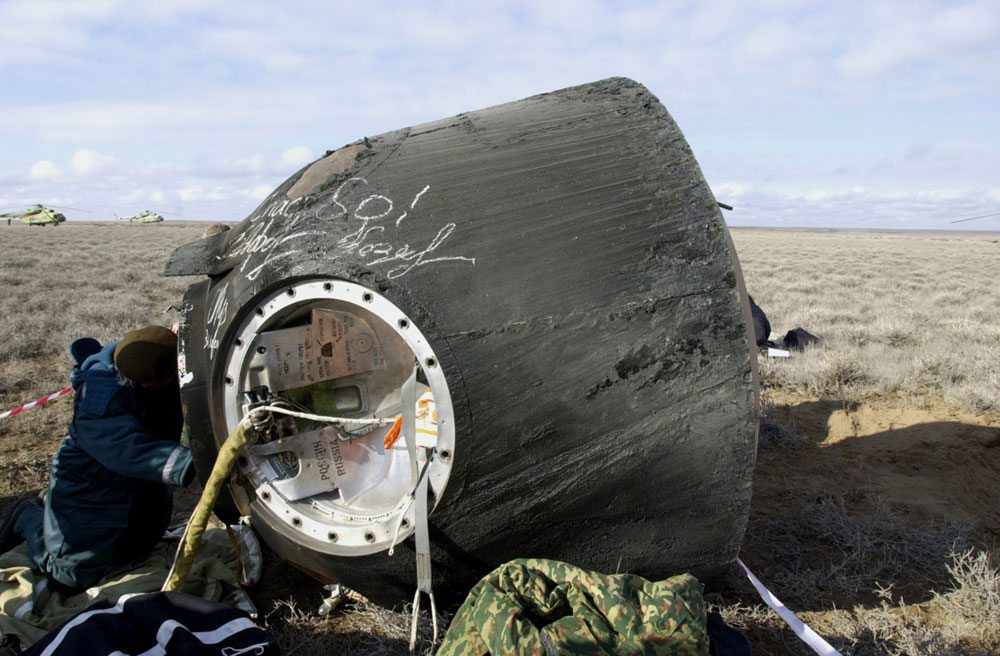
437 558 709 656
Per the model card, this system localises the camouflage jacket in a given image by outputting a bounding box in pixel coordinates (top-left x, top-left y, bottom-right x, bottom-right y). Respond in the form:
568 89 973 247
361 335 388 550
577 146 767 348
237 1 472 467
437 558 709 656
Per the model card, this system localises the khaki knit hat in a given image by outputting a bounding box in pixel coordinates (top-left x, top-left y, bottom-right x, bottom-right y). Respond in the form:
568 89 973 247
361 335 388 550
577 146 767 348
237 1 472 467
113 325 178 384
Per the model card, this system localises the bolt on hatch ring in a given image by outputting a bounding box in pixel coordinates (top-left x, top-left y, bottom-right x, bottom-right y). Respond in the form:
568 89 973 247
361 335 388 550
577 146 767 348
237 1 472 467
217 278 455 556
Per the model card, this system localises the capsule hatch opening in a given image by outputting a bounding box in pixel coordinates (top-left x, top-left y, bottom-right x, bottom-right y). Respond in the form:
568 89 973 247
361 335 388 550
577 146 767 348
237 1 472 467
219 279 455 557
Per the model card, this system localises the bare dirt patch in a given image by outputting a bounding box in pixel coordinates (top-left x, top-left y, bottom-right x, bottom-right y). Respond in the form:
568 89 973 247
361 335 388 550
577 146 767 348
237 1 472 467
761 391 999 536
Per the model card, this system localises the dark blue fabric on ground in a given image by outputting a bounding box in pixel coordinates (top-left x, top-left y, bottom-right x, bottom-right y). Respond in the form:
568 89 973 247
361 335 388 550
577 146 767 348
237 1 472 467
748 296 770 348
21 591 279 656
781 327 821 350
707 610 752 655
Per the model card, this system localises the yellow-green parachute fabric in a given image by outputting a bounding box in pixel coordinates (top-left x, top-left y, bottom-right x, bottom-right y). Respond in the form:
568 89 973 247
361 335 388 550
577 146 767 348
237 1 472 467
163 423 249 592
437 558 710 656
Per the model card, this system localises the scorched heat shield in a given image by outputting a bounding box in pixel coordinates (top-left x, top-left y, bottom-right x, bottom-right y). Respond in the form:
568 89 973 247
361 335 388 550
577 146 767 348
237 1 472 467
166 77 759 604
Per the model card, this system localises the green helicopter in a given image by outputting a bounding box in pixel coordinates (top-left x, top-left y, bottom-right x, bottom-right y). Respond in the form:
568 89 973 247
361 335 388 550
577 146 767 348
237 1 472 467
115 210 165 223
1 205 67 226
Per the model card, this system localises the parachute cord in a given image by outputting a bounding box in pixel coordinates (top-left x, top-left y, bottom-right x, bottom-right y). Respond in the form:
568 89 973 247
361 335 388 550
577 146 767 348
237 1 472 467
247 404 395 428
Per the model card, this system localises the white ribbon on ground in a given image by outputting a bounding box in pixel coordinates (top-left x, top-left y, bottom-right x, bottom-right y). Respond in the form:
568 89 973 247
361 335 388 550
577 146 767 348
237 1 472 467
737 558 843 656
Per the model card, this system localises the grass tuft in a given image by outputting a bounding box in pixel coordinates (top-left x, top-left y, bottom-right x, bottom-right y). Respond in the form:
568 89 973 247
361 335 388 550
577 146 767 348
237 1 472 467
933 548 1000 648
266 597 449 656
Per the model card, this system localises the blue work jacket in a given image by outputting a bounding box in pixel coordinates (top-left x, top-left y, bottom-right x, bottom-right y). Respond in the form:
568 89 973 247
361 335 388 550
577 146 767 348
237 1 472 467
40 339 193 590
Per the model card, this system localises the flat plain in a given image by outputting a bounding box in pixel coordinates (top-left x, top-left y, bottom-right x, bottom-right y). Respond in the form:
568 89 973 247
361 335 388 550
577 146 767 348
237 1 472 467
0 222 997 655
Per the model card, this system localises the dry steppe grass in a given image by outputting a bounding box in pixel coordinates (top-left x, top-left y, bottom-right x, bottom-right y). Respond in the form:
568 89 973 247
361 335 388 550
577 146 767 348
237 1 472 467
0 223 207 498
0 222 997 655
735 229 1000 415
728 228 999 655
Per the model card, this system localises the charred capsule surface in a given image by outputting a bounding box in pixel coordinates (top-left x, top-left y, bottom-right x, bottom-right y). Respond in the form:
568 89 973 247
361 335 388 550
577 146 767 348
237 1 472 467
167 77 759 604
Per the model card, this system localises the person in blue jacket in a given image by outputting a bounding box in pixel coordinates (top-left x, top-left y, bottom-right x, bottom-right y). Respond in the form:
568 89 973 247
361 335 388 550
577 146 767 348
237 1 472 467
0 325 195 594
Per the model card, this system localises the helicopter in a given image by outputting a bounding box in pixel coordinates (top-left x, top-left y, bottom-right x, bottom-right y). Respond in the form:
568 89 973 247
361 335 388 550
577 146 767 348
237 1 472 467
115 210 165 223
1 204 67 226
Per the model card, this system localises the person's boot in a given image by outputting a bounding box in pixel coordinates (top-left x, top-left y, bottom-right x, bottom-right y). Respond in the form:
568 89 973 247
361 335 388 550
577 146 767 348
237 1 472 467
0 495 43 554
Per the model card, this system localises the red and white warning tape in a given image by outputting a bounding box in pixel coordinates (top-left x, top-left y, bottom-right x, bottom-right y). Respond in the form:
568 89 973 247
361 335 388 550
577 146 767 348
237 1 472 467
0 386 73 420
738 558 843 656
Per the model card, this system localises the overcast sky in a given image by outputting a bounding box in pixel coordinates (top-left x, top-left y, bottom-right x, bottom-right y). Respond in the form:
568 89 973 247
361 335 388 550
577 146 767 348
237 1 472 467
1 0 997 229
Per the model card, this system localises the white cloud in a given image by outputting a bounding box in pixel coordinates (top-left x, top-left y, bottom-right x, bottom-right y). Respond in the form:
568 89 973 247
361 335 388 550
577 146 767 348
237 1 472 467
29 160 59 178
121 188 166 204
935 2 1000 49
735 20 821 62
138 161 185 177
915 188 975 202
70 149 117 175
233 154 266 174
280 146 313 169
249 185 273 200
0 1 997 231
178 185 228 202
713 182 749 197
836 2 1000 79
0 0 117 66
720 185 999 229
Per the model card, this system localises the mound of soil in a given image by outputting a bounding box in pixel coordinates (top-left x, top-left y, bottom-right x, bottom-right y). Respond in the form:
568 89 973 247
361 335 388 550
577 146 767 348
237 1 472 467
759 392 999 537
